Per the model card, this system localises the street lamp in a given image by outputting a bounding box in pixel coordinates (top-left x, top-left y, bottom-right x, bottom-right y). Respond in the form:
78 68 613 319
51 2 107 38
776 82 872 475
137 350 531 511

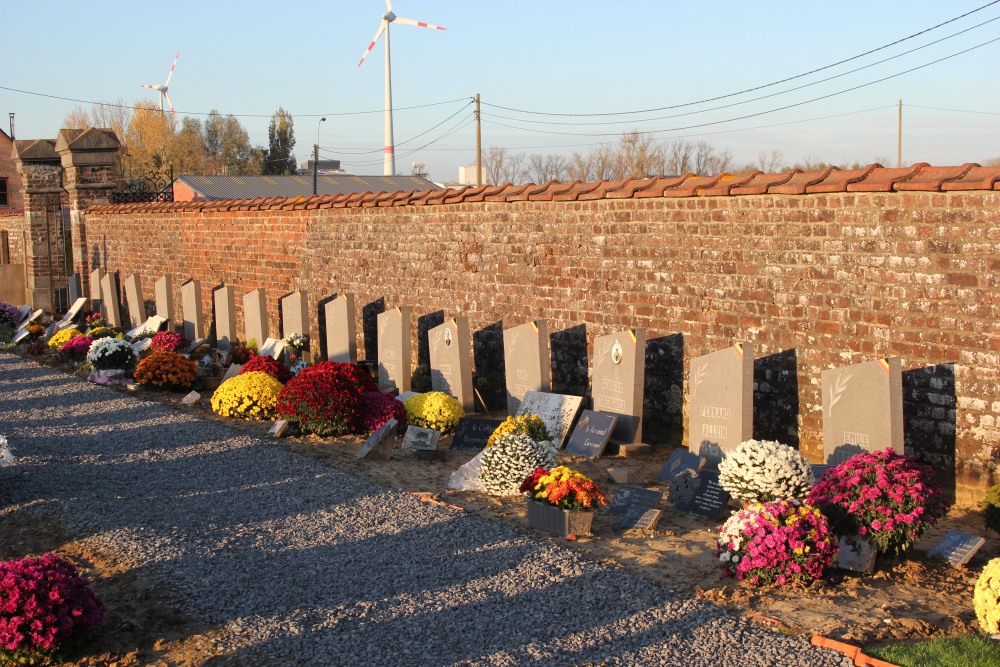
313 117 326 196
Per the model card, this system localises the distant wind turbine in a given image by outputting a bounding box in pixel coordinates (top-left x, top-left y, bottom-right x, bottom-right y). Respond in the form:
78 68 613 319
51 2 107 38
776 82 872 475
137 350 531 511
358 1 445 176
141 52 180 122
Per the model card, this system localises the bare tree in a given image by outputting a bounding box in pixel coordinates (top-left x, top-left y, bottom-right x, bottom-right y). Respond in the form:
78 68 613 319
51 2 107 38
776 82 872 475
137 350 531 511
525 153 567 183
614 131 665 179
755 149 786 173
565 151 593 181
483 146 527 185
665 139 694 175
985 156 1000 167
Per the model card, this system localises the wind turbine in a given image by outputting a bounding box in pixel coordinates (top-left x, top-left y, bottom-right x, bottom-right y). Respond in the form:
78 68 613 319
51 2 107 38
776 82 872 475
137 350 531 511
141 52 180 123
358 1 445 176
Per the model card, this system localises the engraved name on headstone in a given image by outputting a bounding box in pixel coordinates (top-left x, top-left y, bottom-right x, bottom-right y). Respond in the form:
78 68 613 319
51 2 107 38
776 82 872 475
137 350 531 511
515 390 584 448
689 343 754 467
323 293 357 363
123 274 145 330
181 279 204 342
429 317 474 412
377 306 411 394
673 471 731 520
592 328 646 444
450 418 505 451
503 320 550 415
822 357 903 464
565 410 619 458
213 284 238 351
242 288 269 347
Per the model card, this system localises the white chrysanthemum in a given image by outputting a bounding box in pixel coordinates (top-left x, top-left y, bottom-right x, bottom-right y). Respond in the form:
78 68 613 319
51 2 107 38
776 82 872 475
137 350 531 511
0 435 13 468
718 439 813 503
479 434 557 496
86 337 137 370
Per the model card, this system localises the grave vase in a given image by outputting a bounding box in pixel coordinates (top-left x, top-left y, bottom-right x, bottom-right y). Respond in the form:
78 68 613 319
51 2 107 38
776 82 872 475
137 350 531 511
526 500 594 537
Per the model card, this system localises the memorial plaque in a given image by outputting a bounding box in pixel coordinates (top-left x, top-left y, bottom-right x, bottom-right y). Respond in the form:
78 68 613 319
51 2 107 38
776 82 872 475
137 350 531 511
450 418 504 451
429 317 474 412
242 288 269 346
609 485 663 515
658 448 707 482
100 272 123 328
928 531 986 568
668 469 700 504
397 391 420 404
674 471 731 520
689 343 754 467
181 391 201 405
56 297 88 329
503 320 550 414
131 338 152 356
403 426 442 451
279 290 310 341
181 279 205 342
268 420 289 438
222 363 243 381
213 285 238 351
357 418 398 460
323 293 356 363
515 390 584 448
811 464 835 486
835 534 877 573
377 306 411 394
620 507 662 532
258 337 286 361
89 267 105 317
126 315 168 340
822 357 904 464
185 337 208 355
565 410 619 457
12 328 30 344
592 328 646 444
123 274 145 330
607 468 641 485
155 276 174 331
16 305 31 325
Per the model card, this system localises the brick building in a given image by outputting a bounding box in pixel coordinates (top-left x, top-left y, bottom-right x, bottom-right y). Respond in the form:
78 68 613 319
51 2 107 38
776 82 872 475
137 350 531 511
0 128 24 211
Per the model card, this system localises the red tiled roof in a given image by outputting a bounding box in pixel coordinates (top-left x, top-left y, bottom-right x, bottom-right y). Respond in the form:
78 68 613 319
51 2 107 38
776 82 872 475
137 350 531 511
87 163 1000 215
0 208 24 218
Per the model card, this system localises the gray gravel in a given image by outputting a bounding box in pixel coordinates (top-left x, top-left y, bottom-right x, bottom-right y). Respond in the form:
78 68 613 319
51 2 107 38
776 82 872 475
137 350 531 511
0 354 851 666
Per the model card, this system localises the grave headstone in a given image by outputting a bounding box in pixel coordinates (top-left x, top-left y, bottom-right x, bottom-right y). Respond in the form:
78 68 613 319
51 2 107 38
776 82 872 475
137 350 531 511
89 267 105 317
811 464 835 486
155 276 174 331
258 338 286 361
429 317 474 412
123 274 145 330
689 343 754 467
397 390 420 404
58 297 88 328
503 320 550 415
16 305 31 325
928 531 986 568
181 279 204 342
222 363 243 381
268 420 289 438
242 288 269 347
100 271 123 328
592 328 646 444
185 337 208 355
67 274 82 304
608 485 663 515
667 469 700 504
126 315 168 340
673 471 731 520
357 418 398 460
450 418 504 451
822 357 904 464
213 285 238 351
565 410 619 457
403 426 442 451
658 448 707 482
835 534 877 573
12 328 30 344
279 290 310 342
131 338 152 356
377 306 411 394
16 309 42 331
620 507 662 532
43 323 59 344
607 468 641 485
323 293 356 363
181 391 201 405
515 390 584 448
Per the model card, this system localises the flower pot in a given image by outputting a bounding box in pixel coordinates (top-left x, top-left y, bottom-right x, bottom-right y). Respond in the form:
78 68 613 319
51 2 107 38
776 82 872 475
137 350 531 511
201 376 223 392
526 500 594 537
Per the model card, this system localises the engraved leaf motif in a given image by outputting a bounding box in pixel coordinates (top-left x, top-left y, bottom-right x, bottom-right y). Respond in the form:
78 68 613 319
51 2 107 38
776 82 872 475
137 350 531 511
827 372 853 419
692 362 708 400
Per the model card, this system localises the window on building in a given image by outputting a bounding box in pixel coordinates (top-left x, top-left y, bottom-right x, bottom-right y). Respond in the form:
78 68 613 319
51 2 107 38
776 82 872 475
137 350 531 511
0 231 9 264
0 178 8 207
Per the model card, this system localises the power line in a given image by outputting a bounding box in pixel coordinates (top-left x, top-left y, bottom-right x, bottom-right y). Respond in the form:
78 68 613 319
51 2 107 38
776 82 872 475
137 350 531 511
337 116 475 168
908 104 1000 116
481 0 1000 118
323 102 474 155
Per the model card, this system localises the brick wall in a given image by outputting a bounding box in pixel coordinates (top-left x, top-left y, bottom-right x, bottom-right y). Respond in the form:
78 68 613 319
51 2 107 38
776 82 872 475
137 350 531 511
84 182 1000 504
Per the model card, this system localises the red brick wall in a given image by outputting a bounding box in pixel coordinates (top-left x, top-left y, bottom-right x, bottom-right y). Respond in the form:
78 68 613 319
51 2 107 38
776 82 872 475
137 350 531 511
84 189 1000 503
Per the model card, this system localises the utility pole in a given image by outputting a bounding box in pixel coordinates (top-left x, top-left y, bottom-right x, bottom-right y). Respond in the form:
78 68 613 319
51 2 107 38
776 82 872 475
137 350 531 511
897 99 902 169
314 117 326 196
475 93 482 187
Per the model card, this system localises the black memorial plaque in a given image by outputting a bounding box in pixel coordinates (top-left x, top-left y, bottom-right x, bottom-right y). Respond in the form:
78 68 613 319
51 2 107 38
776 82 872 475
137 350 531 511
609 485 663 515
658 448 706 482
565 410 619 457
673 471 731 520
450 418 504 451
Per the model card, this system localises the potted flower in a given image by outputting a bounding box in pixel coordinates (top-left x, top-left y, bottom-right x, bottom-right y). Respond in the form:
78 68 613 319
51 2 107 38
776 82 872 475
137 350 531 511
520 465 607 537
86 337 138 385
83 312 106 332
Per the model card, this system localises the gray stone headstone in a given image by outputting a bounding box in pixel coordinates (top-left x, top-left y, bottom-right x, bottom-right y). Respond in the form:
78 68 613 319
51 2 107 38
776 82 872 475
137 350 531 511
565 410 619 457
222 363 243 382
43 323 59 344
673 471 731 520
503 320 550 415
213 285 238 352
16 305 31 325
608 468 641 485
658 448 707 482
100 271 123 328
126 315 168 340
279 290 309 341
689 343 754 467
67 274 82 304
155 276 174 331
242 288 269 347
515 390 584 448
928 531 986 568
620 507 662 532
131 338 152 357
323 293 356 363
55 297 88 329
12 328 30 344
123 274 145 330
89 267 105 317
429 317 474 412
357 418 398 460
592 328 646 444
181 279 204 342
609 485 662 515
835 534 877 573
377 306 411 394
258 338 286 361
15 309 42 332
822 357 904 464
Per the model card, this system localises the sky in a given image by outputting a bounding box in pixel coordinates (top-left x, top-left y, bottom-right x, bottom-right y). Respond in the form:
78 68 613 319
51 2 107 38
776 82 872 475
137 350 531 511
3 1 1000 183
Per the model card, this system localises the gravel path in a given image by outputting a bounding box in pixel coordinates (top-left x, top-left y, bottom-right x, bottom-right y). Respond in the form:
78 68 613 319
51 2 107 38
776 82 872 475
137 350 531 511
0 354 850 666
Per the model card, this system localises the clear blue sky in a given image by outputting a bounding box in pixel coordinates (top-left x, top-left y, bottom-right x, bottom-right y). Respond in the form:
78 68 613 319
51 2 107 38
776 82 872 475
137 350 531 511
3 1 999 182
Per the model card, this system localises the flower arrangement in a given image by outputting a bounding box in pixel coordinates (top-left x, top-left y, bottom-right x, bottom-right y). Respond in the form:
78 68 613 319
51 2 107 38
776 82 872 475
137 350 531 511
84 312 106 330
24 340 46 356
86 337 137 370
211 371 283 420
980 485 1000 535
283 332 308 353
289 358 309 376
230 341 254 365
239 354 293 384
480 433 558 496
275 362 369 436
520 466 607 511
975 557 1000 635
86 326 115 340
404 391 465 434
360 391 407 434
718 439 814 504
486 414 551 449
0 553 104 660
25 323 45 340
0 436 13 468
807 448 950 557
150 330 190 353
60 334 93 362
0 302 19 329
48 327 83 353
717 500 838 586
134 350 198 391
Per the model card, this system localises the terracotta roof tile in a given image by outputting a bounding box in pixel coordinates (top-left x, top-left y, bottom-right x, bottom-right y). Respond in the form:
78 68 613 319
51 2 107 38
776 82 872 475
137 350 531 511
662 173 726 197
485 184 531 202
846 163 929 192
700 171 763 197
507 181 559 202
579 179 630 201
805 164 880 193
552 181 605 201
529 181 578 201
730 170 800 195
633 175 695 198
940 165 1000 191
893 163 976 191
606 177 659 199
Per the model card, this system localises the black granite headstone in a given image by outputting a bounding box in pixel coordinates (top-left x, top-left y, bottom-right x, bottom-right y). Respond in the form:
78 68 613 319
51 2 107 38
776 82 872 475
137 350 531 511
609 485 663 515
673 471 731 520
658 448 707 482
450 418 504 451
565 410 619 457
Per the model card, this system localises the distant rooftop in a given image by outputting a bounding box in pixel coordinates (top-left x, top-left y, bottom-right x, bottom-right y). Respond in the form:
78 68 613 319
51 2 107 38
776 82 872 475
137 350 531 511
174 174 440 201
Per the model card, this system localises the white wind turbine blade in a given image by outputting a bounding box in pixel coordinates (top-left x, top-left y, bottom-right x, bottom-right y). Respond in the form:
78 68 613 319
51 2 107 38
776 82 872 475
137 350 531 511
392 16 446 31
164 52 179 87
358 19 387 67
163 91 176 120
385 0 392 11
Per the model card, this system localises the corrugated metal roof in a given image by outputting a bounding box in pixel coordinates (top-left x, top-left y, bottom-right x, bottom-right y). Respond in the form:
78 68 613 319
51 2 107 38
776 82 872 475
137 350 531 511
176 174 441 200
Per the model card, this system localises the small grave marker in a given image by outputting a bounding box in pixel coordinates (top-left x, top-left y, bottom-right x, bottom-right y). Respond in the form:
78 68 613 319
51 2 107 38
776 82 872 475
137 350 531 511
607 467 641 485
181 391 201 405
835 534 877 573
515 390 584 448
397 390 420 403
565 410 619 457
258 338 286 361
15 309 42 331
620 507 662 532
222 363 243 381
609 485 663 515
811 464 835 486
185 337 208 355
403 426 442 451
43 323 59 344
450 418 504 451
126 315 168 340
12 328 30 344
928 531 986 568
658 448 707 482
131 338 152 356
357 418 398 460
673 471 731 520
822 357 903 464
268 420 289 438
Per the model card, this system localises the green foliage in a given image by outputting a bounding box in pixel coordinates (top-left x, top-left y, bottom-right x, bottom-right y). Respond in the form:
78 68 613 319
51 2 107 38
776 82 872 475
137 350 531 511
0 324 13 345
0 646 55 666
980 485 1000 534
865 635 1000 667
263 107 296 175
